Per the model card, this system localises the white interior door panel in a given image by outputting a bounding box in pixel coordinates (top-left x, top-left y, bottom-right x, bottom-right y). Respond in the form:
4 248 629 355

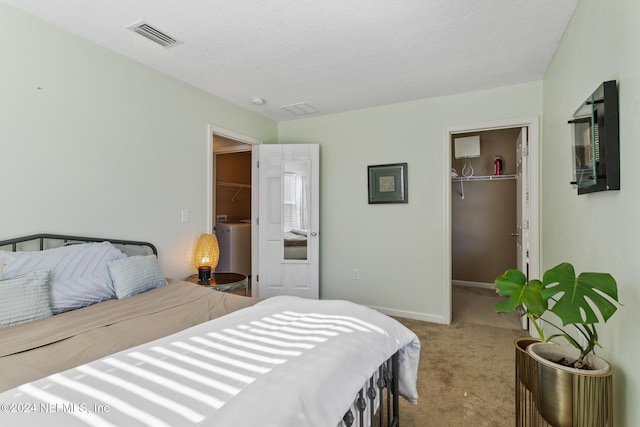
253 144 319 299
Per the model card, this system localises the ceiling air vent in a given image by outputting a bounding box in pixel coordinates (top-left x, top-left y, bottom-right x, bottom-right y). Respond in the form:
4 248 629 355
281 102 318 116
127 20 182 48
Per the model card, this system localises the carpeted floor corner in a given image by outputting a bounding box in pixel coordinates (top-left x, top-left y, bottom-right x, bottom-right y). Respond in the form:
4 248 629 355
395 286 528 427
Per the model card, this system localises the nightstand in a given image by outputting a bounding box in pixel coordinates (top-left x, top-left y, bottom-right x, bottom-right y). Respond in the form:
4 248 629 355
185 272 249 296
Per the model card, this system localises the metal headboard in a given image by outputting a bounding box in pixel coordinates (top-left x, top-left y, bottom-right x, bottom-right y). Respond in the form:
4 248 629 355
0 234 158 255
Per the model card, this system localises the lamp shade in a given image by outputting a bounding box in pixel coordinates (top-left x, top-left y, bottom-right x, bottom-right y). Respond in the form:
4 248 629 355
192 233 220 271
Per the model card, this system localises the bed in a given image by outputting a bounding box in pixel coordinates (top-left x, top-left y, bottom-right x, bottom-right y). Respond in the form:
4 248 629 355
0 234 420 427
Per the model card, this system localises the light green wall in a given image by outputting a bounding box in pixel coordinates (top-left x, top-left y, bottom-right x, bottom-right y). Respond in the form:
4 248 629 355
542 0 640 424
6 0 636 421
0 3 277 279
278 82 542 321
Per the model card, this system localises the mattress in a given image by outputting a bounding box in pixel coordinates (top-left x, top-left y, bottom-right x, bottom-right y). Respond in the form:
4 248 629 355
0 291 420 427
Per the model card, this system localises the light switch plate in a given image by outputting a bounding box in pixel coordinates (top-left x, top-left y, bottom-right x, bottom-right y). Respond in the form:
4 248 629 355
181 209 190 223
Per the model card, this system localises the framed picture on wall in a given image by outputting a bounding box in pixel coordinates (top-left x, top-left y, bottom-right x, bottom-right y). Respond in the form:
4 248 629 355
368 163 408 204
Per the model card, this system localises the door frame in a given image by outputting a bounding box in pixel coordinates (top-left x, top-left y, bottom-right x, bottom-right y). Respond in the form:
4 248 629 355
206 124 262 277
443 116 540 325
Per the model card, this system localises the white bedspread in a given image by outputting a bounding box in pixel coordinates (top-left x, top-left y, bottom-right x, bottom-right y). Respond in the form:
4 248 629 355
0 296 420 427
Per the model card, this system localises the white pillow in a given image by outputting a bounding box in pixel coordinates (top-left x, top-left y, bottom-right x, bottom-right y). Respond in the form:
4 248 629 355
108 255 167 299
112 243 151 257
0 270 52 328
0 242 125 313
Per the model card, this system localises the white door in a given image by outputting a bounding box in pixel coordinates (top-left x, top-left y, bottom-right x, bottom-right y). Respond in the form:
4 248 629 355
515 127 529 329
252 144 319 299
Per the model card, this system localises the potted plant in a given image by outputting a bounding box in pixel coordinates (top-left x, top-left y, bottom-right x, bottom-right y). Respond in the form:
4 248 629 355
494 262 621 427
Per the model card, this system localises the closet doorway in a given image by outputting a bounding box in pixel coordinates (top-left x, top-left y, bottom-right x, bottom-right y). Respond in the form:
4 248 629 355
444 117 540 328
451 128 520 287
207 125 262 293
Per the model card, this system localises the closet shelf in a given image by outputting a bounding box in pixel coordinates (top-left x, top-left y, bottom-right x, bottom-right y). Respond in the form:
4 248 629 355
452 174 517 182
217 181 251 202
217 181 251 188
453 174 517 200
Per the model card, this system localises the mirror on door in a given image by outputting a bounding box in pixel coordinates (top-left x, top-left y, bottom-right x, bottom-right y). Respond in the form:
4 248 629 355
282 160 310 261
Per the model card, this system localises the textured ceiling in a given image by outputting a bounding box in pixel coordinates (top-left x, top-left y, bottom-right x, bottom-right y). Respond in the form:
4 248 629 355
2 0 578 122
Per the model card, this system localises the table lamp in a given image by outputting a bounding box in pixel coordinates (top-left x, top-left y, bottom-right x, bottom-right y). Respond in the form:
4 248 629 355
193 233 219 284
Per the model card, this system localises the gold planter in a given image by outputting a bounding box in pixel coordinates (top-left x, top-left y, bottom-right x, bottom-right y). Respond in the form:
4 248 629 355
528 343 614 427
514 337 543 426
515 337 540 391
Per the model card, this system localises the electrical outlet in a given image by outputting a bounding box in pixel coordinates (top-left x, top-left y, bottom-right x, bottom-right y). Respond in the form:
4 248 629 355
352 269 360 280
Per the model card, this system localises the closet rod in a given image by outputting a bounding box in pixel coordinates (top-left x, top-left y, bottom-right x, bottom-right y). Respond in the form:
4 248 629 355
451 174 517 182
217 181 251 188
453 174 517 199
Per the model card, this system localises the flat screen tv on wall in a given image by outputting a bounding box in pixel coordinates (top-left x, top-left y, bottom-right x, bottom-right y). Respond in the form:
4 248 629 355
569 80 620 195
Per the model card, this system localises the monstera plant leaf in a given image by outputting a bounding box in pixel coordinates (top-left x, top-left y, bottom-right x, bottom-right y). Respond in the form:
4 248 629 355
494 269 547 317
542 262 619 326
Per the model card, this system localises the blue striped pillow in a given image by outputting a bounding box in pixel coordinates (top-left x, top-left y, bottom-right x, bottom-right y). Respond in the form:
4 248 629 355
0 270 52 328
108 255 167 299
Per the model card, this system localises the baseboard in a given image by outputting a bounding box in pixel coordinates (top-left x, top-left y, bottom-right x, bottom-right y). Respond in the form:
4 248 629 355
368 280 496 324
452 280 494 289
368 305 448 324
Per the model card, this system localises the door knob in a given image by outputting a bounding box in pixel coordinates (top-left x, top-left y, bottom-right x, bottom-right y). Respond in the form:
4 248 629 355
510 232 519 237
310 231 318 237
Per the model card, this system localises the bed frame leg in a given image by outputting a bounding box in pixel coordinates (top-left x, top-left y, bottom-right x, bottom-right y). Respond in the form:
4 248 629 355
341 351 401 427
390 352 399 427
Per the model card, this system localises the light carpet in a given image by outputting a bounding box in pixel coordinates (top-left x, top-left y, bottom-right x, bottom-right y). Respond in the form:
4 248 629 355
395 286 527 427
